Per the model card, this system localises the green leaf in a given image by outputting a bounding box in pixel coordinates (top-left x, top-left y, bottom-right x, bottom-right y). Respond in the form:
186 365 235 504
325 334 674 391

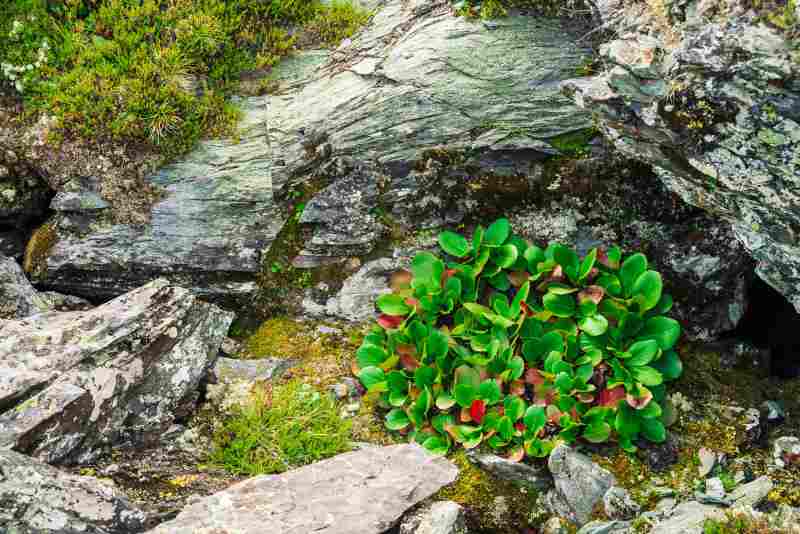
358 366 386 391
543 292 576 318
388 391 407 407
639 400 663 419
596 273 622 297
487 272 511 291
632 270 663 311
478 380 502 404
640 316 681 350
524 245 545 271
507 356 525 381
454 383 477 408
509 281 530 318
376 294 411 316
422 435 450 455
414 388 432 418
620 253 647 297
385 408 411 430
493 244 519 268
627 339 660 367
497 416 514 440
427 329 449 361
654 294 674 314
387 370 409 393
439 231 470 258
615 404 641 438
579 248 597 280
641 417 666 443
472 226 485 255
583 421 611 443
522 331 564 362
485 218 511 246
553 244 580 278
436 392 456 410
411 252 444 291
454 365 481 388
414 366 437 389
357 344 387 368
631 366 663 386
652 350 683 380
504 396 526 421
555 372 573 393
578 314 608 336
432 413 455 434
524 406 546 434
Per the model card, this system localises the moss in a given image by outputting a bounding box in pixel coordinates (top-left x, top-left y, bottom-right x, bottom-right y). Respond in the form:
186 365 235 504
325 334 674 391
23 220 57 278
702 509 793 534
435 451 545 533
549 128 598 158
302 1 373 47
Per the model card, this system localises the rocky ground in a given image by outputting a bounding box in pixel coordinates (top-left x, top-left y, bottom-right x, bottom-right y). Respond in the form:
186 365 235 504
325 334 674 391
2 0 800 533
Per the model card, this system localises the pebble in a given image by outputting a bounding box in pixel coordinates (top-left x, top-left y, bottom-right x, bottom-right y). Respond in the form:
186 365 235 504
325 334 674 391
698 448 717 477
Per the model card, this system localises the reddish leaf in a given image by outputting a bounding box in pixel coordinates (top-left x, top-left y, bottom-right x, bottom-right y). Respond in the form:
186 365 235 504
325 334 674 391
460 407 473 423
470 399 487 424
536 265 564 292
546 404 563 423
508 271 530 287
577 393 595 403
586 267 599 282
520 300 533 317
626 387 654 410
507 446 525 463
598 386 626 408
378 314 404 329
597 249 620 270
390 270 413 291
525 368 545 386
514 422 526 432
510 380 526 396
578 285 605 305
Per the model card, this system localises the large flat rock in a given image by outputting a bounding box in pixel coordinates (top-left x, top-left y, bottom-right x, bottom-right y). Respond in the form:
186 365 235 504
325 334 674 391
0 278 233 464
147 444 458 534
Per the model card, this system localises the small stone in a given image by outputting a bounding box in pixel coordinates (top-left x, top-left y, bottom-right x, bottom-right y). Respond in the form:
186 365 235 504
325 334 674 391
329 382 349 400
729 476 773 508
705 477 726 500
220 337 241 356
316 325 341 335
773 436 800 468
760 400 785 424
603 486 641 520
655 497 676 513
698 447 717 477
399 500 467 534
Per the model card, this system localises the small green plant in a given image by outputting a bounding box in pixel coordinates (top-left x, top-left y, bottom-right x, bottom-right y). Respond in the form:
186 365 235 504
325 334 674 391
270 261 284 273
212 380 352 475
356 218 683 459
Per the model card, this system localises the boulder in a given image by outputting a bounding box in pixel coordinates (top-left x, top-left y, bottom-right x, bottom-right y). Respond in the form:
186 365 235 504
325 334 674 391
146 444 458 534
0 278 233 464
399 501 468 534
564 5 800 312
0 448 147 534
0 253 49 319
543 444 617 526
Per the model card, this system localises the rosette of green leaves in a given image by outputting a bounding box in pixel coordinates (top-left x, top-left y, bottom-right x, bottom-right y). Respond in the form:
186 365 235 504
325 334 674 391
356 218 683 458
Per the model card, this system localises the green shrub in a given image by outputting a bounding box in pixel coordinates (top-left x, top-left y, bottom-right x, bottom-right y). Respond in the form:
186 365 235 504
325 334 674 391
211 380 352 475
356 218 683 459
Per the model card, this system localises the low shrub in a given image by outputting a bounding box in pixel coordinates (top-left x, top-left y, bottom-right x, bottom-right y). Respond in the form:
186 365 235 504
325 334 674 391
211 380 352 475
356 218 683 459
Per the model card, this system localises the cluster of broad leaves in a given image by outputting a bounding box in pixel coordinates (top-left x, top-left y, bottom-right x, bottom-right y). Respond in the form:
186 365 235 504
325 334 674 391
356 218 683 459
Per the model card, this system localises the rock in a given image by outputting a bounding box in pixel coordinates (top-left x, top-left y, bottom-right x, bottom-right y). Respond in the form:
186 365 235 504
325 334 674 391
761 400 786 425
542 516 570 534
705 477 726 500
729 475 773 509
0 228 25 260
650 501 724 534
38 291 94 312
698 448 718 477
719 405 763 448
0 253 50 319
146 444 458 534
0 173 50 228
603 486 641 520
0 448 147 533
207 357 294 386
304 257 401 322
565 8 800 313
219 337 241 357
467 451 552 491
0 278 233 464
639 434 680 472
774 436 800 469
576 520 632 534
399 501 468 534
543 444 616 526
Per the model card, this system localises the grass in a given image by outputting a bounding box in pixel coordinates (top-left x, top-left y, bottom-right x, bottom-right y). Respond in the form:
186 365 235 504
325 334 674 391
211 379 352 476
0 0 370 158
703 510 797 534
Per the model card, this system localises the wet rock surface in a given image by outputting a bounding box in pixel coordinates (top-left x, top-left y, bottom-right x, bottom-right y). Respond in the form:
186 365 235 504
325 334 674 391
0 278 233 464
0 448 147 534
146 444 458 534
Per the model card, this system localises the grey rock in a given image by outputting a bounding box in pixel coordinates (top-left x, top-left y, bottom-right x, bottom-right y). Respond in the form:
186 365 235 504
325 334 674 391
543 444 616 526
0 278 233 464
729 475 773 508
399 501 467 534
577 520 632 534
0 448 146 533
705 477 726 500
467 451 553 491
603 486 641 520
774 436 800 468
38 291 93 312
51 190 110 212
761 400 786 424
565 14 800 312
219 337 241 357
147 444 458 534
208 357 294 386
0 229 25 260
0 253 50 319
0 173 50 228
698 448 718 477
650 501 724 534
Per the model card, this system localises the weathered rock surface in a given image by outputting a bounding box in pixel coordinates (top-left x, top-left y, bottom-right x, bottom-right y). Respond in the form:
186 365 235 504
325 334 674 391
0 253 49 319
603 486 641 520
649 501 723 534
0 448 147 534
543 444 617 526
147 444 458 534
576 520 632 534
565 1 800 311
0 278 233 464
0 229 25 260
399 501 468 534
0 171 50 228
729 475 773 508
467 451 552 491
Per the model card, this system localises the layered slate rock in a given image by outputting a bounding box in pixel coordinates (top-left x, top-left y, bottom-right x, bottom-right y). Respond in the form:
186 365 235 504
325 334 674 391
147 444 458 534
565 1 800 310
0 449 147 534
0 253 49 319
267 0 591 263
0 278 233 464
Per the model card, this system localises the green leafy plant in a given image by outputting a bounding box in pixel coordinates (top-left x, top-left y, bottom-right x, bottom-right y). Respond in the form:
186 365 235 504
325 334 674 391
356 218 683 459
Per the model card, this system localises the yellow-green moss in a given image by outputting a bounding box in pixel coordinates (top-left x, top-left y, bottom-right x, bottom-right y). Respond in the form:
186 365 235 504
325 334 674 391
23 221 57 278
